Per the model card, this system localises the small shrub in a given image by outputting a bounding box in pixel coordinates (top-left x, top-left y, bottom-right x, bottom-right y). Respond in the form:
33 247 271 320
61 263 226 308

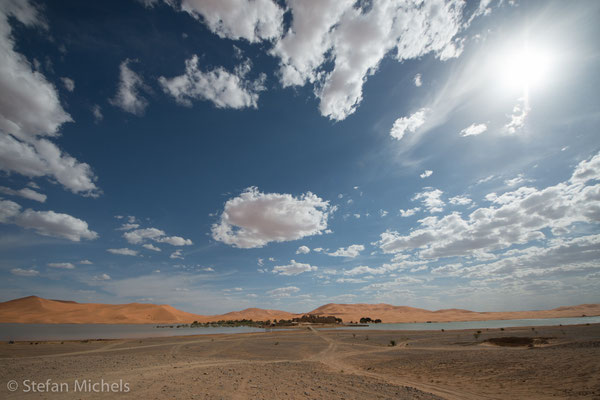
8 340 14 344
274 341 279 345
500 328 504 331
389 340 396 347
441 329 444 332
365 335 369 340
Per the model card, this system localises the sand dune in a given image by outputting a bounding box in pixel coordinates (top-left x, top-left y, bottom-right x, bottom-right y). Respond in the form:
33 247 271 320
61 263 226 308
0 296 599 324
308 302 600 323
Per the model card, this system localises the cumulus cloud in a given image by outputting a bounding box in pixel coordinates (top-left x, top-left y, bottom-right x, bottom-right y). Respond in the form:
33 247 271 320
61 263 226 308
107 248 138 256
296 245 310 254
412 188 445 213
10 268 39 276
0 186 46 202
175 0 284 43
91 104 103 123
399 207 421 217
460 122 487 137
344 265 394 276
0 1 71 140
159 56 265 109
272 1 466 120
0 199 98 241
123 227 192 246
142 243 161 252
376 152 600 260
79 259 93 265
272 260 317 276
449 195 472 205
0 130 99 197
414 73 422 87
170 249 184 259
0 2 99 197
390 108 428 140
212 187 333 248
48 262 74 269
60 77 75 92
420 170 433 179
94 273 111 281
327 244 364 258
505 98 530 133
267 286 300 298
109 59 149 116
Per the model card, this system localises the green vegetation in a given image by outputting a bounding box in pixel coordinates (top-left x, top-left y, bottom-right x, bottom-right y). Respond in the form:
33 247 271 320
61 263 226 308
359 317 382 324
156 314 343 329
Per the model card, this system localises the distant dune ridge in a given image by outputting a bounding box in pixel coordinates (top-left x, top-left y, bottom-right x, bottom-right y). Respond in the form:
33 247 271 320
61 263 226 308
0 296 599 324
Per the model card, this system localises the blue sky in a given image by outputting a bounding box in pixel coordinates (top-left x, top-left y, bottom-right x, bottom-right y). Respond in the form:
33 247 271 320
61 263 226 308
1 0 599 314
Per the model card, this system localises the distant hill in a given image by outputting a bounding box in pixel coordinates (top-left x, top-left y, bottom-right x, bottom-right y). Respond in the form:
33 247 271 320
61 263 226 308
0 296 598 324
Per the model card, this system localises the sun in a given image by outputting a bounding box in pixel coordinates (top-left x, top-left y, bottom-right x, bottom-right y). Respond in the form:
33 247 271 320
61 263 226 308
496 43 554 93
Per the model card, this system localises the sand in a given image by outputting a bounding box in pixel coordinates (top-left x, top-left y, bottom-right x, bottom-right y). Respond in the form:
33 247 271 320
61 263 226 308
1 323 599 399
2 296 599 325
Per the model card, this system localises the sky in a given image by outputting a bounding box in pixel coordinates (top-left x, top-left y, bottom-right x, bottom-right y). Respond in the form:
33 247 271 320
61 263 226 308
1 0 599 314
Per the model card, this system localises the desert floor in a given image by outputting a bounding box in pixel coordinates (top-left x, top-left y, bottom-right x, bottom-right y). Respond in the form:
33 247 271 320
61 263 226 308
0 324 599 399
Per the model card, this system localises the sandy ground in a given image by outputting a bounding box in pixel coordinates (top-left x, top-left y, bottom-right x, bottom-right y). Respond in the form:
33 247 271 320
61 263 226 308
0 324 599 399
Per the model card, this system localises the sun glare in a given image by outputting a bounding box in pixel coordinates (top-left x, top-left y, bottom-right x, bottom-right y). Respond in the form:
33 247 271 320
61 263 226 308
496 44 554 93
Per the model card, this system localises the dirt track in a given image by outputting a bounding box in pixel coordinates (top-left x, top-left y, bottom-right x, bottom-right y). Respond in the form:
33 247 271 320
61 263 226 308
1 324 599 399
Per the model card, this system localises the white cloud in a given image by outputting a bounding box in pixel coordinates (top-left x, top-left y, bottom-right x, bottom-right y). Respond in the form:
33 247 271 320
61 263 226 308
272 260 317 276
60 77 75 92
376 152 600 260
505 98 530 133
116 223 139 231
399 207 421 217
202 267 215 272
344 265 394 276
379 209 388 217
93 273 111 281
327 244 364 258
257 258 264 266
109 59 149 116
267 286 300 298
79 259 93 265
0 199 97 241
420 170 433 179
0 133 99 196
477 175 495 184
10 268 39 277
296 245 310 254
313 247 323 253
107 248 138 256
0 186 46 202
0 1 72 141
412 188 444 213
170 249 184 259
48 262 74 269
414 73 422 87
123 227 192 246
212 187 333 248
142 243 161 252
175 0 284 43
390 108 428 140
449 195 472 205
504 173 529 187
159 56 265 109
272 1 466 120
460 122 487 137
91 104 103 122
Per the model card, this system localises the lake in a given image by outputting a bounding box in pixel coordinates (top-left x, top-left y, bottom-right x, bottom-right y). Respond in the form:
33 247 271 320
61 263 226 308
327 316 600 331
1 316 599 340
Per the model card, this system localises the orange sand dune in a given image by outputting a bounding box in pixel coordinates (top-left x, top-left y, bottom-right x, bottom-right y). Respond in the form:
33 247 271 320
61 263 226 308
1 296 599 324
308 302 600 323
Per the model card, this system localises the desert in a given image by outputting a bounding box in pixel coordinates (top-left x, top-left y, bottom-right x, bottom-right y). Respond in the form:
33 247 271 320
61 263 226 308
2 296 600 325
1 323 599 399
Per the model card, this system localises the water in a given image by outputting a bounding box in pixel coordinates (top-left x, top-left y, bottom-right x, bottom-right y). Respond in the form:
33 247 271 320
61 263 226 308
326 316 600 331
0 323 267 341
1 316 598 340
